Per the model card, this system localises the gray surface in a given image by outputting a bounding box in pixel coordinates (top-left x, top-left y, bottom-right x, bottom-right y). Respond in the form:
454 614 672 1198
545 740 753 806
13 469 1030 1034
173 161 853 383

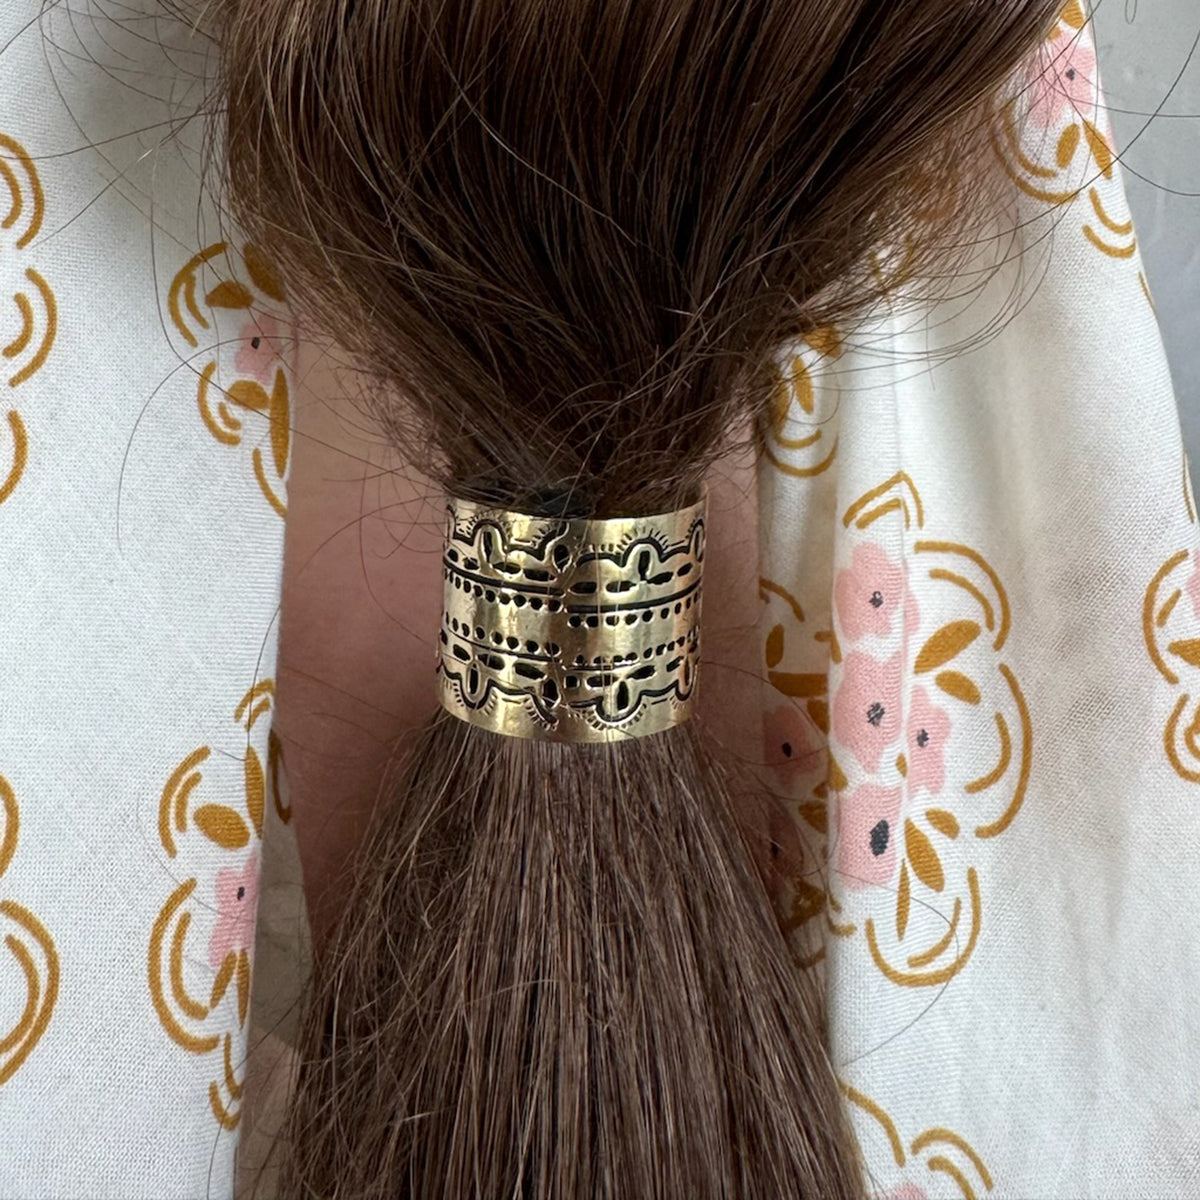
1093 0 1200 430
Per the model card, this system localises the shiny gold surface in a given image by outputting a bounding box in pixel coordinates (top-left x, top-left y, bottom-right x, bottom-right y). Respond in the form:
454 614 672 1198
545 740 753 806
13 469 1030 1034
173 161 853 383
437 497 705 742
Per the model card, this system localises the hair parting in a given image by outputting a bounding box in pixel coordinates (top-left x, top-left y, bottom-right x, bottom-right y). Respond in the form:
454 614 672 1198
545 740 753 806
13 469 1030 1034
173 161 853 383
213 1 1064 1196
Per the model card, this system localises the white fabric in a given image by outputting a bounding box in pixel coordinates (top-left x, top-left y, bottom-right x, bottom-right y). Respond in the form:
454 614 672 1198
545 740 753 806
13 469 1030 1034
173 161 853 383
0 5 294 1196
758 10 1200 1197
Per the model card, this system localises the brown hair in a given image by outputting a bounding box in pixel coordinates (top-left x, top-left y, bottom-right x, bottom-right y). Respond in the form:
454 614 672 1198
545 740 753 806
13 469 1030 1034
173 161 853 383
216 1 1061 1195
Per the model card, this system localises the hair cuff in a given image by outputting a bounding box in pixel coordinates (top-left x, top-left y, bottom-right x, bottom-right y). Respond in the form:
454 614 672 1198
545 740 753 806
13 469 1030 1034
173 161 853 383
438 497 705 742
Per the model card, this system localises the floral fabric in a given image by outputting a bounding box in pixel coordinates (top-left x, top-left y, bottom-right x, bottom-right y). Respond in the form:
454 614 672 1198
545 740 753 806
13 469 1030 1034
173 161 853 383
0 4 294 1196
758 7 1200 1196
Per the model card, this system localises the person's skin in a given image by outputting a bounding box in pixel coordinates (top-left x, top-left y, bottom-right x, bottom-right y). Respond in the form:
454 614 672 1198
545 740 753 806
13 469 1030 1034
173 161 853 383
276 344 768 948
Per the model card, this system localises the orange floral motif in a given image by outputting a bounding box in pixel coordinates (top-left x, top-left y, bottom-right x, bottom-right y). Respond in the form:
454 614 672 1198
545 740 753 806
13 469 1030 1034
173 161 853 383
991 3 1139 270
0 773 59 1088
0 133 57 510
168 243 294 517
762 473 1031 987
842 1082 996 1199
148 680 290 1132
1142 545 1200 785
760 327 843 479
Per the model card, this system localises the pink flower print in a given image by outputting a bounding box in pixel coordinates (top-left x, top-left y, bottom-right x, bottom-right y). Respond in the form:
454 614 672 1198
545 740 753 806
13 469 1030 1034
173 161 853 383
234 314 291 384
1186 551 1200 619
905 686 952 796
835 543 907 642
1029 29 1099 130
763 704 821 786
835 783 902 890
208 851 261 970
831 651 902 773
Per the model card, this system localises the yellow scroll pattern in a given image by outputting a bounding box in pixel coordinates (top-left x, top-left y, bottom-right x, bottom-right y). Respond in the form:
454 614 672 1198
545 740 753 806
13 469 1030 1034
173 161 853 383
1143 545 1200 785
1141 457 1200 784
0 133 57 509
761 326 843 480
148 680 290 1132
843 1082 995 1200
0 773 60 1088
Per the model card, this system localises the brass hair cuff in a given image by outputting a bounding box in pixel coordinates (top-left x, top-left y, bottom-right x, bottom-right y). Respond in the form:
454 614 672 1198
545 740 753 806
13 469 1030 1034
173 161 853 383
437 497 705 742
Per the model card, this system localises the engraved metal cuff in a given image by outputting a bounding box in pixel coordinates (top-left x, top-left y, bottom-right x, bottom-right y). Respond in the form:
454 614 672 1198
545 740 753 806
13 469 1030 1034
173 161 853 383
437 497 705 742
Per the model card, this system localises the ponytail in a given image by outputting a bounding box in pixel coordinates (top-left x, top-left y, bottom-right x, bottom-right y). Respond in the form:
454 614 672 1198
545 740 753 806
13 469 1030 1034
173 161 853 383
217 1 1062 1194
